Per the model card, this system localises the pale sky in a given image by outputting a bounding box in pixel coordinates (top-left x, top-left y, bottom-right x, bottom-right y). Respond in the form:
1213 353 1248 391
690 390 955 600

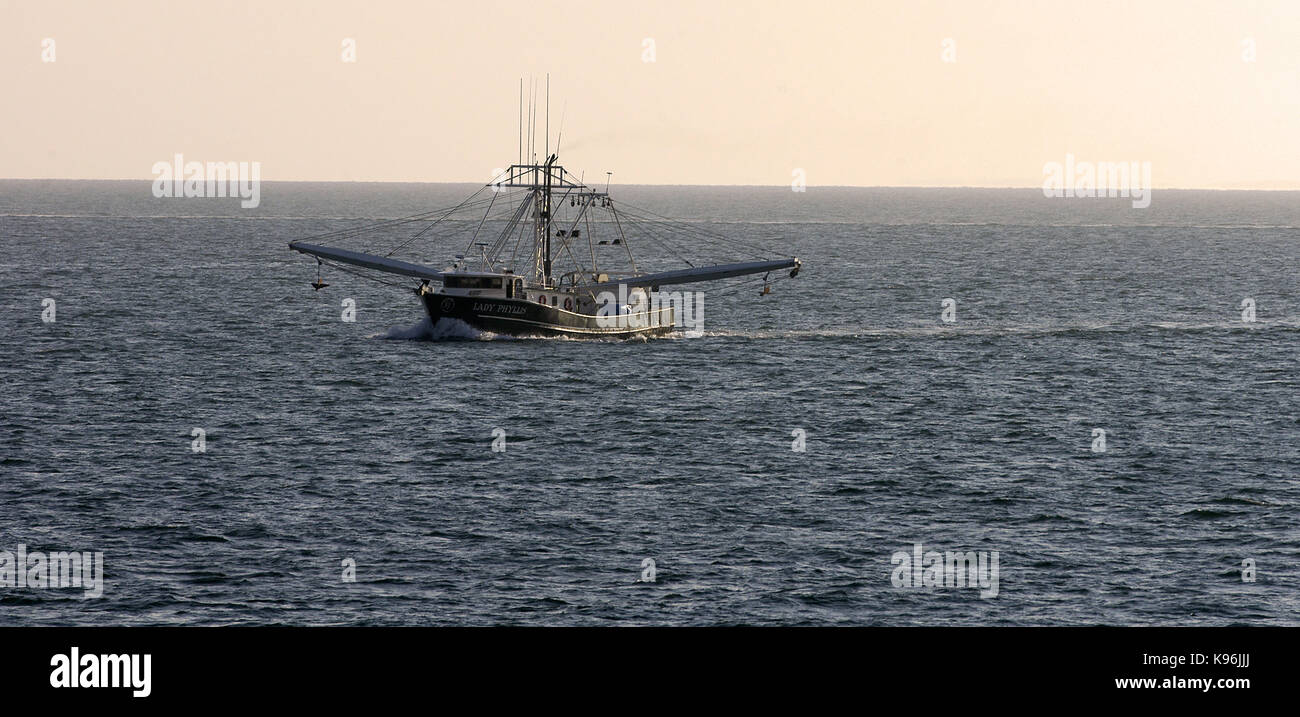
3 0 1298 188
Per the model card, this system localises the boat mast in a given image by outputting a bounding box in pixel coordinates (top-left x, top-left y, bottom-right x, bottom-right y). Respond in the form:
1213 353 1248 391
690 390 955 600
534 75 554 287
543 155 554 285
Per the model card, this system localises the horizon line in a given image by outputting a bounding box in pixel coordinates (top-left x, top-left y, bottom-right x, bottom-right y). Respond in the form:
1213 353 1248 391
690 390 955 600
2 177 1299 192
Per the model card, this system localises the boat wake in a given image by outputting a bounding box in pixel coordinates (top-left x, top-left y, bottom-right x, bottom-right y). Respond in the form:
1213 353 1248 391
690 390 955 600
372 317 498 341
693 319 1300 340
372 316 682 342
372 318 1298 343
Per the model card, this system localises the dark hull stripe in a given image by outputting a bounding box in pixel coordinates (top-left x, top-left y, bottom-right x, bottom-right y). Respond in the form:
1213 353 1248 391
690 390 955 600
419 293 674 338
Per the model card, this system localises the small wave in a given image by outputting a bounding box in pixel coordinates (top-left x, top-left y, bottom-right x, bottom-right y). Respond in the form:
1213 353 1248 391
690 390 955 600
1211 496 1275 507
1028 513 1084 524
1181 508 1234 519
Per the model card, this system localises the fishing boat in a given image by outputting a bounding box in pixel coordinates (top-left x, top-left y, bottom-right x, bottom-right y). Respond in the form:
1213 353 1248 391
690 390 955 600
289 85 801 339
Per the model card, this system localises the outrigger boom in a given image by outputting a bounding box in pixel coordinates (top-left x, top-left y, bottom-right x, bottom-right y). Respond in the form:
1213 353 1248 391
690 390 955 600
289 241 799 291
288 242 445 281
586 258 800 292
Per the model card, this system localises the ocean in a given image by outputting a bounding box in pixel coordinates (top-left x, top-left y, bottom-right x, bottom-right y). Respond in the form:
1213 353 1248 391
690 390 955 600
2 180 1297 625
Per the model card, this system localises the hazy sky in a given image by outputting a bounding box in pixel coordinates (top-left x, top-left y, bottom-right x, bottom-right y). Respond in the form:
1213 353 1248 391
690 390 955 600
3 0 1298 187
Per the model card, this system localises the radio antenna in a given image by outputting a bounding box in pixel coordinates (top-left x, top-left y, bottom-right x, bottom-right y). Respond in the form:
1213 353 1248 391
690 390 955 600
555 100 567 157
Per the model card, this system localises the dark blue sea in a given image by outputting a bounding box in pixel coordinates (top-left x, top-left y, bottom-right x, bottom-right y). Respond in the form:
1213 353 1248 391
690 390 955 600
2 181 1297 625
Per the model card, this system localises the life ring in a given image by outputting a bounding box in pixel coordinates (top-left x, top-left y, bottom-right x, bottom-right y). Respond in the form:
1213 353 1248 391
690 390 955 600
563 297 573 312
537 294 545 304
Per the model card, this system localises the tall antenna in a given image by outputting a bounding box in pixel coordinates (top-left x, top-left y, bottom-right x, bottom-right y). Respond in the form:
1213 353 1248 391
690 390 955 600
518 78 522 166
545 73 550 160
529 77 537 163
555 100 567 156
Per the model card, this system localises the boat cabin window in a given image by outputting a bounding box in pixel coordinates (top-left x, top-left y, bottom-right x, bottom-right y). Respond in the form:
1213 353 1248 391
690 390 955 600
444 276 503 290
